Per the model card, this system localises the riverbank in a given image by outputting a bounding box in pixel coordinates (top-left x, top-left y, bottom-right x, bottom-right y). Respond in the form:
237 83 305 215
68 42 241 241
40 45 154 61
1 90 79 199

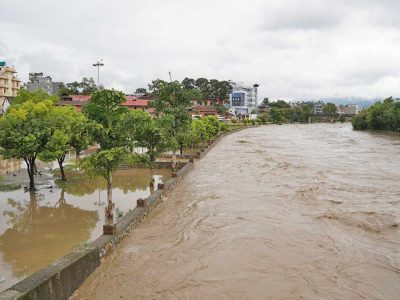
0 125 255 300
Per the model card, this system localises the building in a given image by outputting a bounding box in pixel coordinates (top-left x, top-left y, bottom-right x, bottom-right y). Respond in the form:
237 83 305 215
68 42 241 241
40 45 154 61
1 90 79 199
25 72 63 95
190 105 218 118
312 102 324 115
0 61 21 115
58 95 150 112
228 81 259 116
338 104 359 115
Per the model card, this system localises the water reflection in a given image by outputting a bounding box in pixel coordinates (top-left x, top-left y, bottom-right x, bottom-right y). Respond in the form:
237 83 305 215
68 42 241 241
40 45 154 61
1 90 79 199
0 190 98 278
0 167 171 292
59 168 160 196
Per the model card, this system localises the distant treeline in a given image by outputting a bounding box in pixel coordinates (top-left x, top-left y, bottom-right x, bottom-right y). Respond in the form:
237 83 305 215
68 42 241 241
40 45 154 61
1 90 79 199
352 97 400 132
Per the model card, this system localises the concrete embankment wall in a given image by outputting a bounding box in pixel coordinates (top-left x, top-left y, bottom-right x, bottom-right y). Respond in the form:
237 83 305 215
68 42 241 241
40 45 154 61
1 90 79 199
0 126 255 300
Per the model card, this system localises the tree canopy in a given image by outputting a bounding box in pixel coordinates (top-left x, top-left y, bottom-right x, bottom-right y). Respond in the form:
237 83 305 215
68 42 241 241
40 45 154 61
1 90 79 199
352 97 400 131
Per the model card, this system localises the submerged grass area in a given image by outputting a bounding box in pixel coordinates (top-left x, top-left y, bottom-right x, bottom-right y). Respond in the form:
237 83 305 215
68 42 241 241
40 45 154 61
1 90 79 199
0 182 21 192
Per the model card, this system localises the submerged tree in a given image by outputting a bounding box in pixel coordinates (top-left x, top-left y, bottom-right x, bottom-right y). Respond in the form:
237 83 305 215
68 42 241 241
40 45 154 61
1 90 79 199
80 147 135 221
0 100 53 190
152 81 201 170
83 89 129 149
39 106 97 181
132 112 167 188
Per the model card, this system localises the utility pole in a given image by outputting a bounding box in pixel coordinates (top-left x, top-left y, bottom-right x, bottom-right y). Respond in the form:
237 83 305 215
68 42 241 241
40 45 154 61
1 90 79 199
169 71 172 82
93 59 104 88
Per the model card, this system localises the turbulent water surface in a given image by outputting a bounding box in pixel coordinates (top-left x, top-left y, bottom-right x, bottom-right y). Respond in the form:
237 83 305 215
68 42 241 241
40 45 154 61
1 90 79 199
71 124 400 300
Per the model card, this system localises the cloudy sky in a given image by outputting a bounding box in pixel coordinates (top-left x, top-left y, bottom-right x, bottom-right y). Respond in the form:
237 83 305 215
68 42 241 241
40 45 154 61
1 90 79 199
1 0 400 101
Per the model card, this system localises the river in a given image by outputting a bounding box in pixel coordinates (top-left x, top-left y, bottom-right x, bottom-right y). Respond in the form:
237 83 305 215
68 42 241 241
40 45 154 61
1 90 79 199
71 123 400 300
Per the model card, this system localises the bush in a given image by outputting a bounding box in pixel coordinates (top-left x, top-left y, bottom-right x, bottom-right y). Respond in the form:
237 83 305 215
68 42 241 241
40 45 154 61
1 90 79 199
202 115 221 138
352 113 368 130
257 113 269 124
220 122 228 132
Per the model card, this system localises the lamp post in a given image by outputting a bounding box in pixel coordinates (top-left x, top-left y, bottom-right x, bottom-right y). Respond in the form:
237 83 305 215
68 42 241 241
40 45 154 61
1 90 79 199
93 59 104 88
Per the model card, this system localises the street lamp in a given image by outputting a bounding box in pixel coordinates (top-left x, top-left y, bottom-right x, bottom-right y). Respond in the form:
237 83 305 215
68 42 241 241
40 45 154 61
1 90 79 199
92 59 104 88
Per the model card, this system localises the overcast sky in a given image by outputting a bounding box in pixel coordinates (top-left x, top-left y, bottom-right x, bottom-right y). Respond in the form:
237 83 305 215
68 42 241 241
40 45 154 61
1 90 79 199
1 0 400 101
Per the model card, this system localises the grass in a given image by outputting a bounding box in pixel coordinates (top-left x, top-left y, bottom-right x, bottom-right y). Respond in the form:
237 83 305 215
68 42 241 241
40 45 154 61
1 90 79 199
0 182 21 192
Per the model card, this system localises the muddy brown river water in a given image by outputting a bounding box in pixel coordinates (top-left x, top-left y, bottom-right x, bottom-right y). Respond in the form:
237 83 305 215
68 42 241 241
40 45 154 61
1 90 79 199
71 124 400 300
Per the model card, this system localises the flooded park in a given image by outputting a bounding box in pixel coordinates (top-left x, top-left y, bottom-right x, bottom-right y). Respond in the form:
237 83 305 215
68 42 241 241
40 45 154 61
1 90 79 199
68 124 400 300
0 153 170 292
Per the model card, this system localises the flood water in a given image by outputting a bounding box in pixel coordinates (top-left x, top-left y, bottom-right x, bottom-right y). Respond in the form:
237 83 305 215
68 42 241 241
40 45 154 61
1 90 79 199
0 158 170 292
70 123 400 300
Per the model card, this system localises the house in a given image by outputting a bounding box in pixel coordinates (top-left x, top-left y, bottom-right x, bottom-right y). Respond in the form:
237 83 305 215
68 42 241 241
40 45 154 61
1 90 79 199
190 105 218 118
58 95 150 112
59 95 91 112
337 104 359 115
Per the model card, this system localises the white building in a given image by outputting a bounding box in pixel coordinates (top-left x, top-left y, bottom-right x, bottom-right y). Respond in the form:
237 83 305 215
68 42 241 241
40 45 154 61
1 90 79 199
229 81 259 116
312 102 324 114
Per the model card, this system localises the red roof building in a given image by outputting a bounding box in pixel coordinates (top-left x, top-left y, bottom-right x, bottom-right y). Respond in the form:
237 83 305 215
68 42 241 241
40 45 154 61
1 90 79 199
190 105 218 117
58 95 150 112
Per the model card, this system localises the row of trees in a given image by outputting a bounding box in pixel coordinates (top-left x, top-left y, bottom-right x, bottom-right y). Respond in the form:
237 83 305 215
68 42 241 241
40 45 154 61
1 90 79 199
258 99 339 124
0 82 223 222
149 78 232 105
352 97 400 131
0 91 96 189
58 77 99 96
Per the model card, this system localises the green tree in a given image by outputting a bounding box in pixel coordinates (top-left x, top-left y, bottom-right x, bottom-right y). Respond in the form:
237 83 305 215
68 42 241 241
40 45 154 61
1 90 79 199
39 106 96 181
270 100 290 109
39 106 71 181
257 112 269 124
129 111 167 187
269 108 286 124
12 89 59 106
195 78 210 99
323 103 337 116
190 119 209 147
58 77 98 95
0 100 53 190
135 88 147 94
181 77 196 90
152 81 201 170
202 115 221 138
80 147 134 221
83 89 129 149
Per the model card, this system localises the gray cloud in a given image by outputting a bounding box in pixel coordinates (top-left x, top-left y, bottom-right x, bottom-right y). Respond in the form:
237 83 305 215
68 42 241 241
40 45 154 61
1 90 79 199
1 0 400 100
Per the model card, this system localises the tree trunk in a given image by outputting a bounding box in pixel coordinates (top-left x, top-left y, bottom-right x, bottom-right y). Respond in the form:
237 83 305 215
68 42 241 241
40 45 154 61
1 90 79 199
105 172 114 222
24 157 36 191
33 160 38 174
149 166 155 190
179 146 183 155
58 152 67 181
75 151 80 165
171 151 177 171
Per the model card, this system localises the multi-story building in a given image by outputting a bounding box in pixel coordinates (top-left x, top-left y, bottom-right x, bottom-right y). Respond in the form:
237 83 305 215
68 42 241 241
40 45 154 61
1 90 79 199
25 72 62 95
0 61 21 114
312 102 324 115
229 81 259 116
